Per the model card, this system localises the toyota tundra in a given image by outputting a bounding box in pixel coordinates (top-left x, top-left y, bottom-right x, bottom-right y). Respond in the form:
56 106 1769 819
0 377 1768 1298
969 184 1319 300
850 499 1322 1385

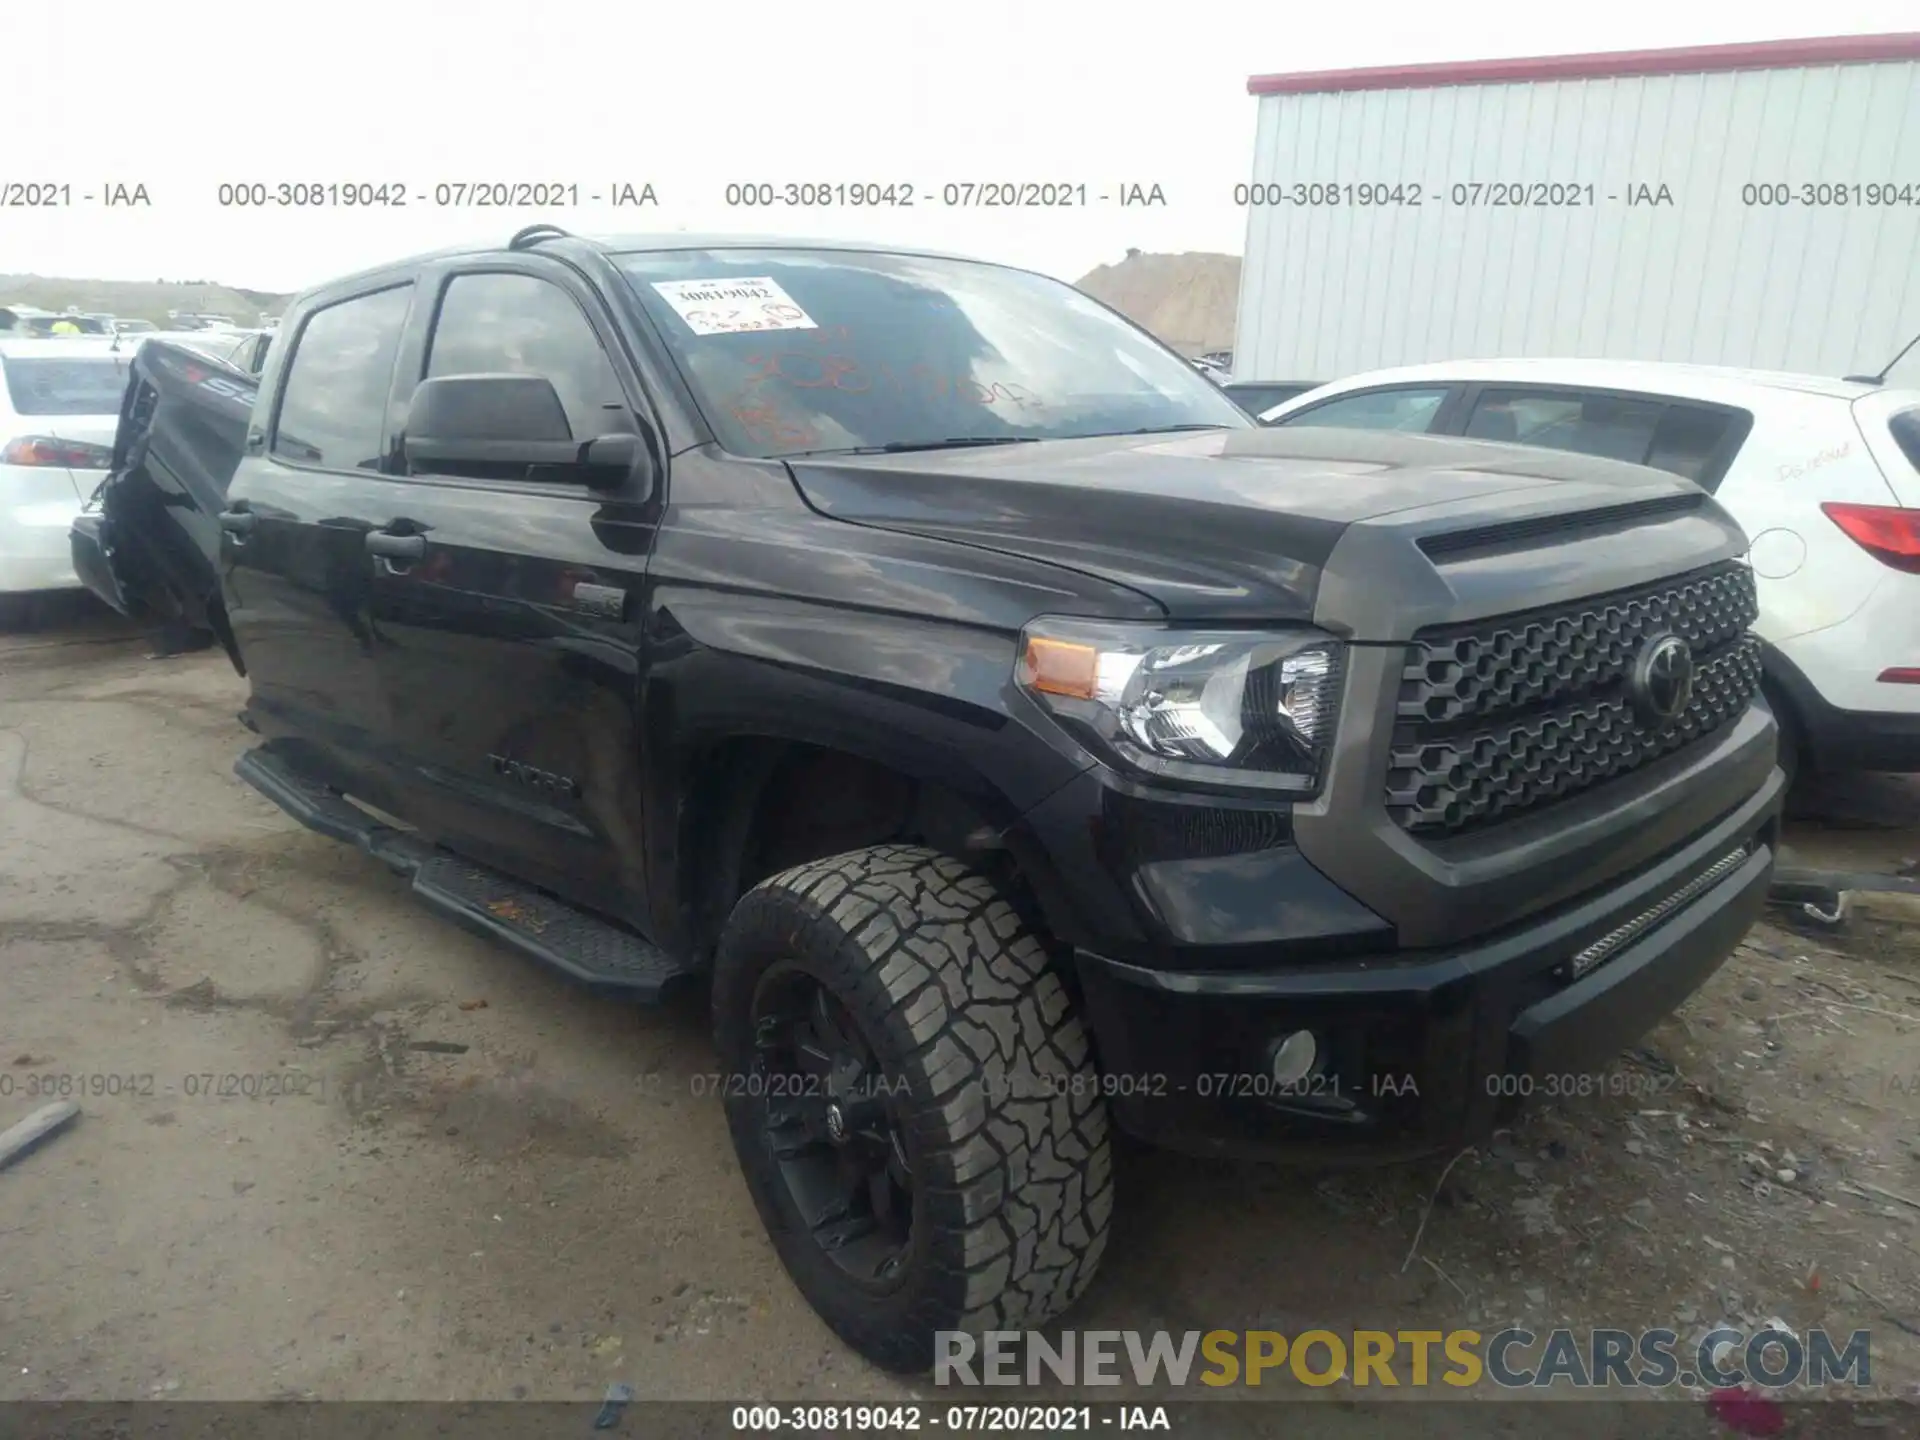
72 226 1785 1372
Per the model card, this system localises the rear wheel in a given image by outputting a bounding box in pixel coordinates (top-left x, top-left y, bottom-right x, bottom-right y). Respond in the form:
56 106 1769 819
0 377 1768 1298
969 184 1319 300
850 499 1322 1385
713 844 1113 1372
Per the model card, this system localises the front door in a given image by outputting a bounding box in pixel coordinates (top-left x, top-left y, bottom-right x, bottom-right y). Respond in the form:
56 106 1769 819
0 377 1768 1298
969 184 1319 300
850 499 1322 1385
364 261 659 927
222 281 417 805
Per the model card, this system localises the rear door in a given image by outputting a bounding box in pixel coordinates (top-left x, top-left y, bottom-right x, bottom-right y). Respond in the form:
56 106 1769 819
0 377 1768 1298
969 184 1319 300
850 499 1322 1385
222 281 416 804
363 257 661 926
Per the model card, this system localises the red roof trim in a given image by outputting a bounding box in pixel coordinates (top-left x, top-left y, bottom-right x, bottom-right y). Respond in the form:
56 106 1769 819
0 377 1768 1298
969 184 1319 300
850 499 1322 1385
1247 32 1920 96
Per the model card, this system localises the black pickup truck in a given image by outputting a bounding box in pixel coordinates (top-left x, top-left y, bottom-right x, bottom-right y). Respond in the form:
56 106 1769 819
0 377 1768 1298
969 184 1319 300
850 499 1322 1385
73 226 1785 1372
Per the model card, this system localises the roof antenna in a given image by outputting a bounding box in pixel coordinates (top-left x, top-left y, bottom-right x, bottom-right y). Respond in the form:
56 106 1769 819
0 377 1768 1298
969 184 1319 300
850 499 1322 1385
508 223 572 251
1844 329 1920 387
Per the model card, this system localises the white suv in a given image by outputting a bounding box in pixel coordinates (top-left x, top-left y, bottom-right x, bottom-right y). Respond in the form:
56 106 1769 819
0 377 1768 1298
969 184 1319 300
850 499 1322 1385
0 338 130 626
1261 360 1920 781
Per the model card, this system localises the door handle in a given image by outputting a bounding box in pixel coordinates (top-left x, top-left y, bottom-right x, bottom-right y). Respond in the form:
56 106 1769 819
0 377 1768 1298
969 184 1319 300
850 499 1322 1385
365 532 426 560
218 509 256 536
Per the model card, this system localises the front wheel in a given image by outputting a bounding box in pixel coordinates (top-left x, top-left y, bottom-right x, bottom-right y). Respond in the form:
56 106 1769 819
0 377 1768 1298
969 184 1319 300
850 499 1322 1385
713 844 1113 1372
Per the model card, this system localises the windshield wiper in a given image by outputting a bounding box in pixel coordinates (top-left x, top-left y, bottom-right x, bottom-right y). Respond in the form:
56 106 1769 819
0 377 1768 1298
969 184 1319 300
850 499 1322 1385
790 436 1045 457
1107 423 1232 436
784 426 1227 458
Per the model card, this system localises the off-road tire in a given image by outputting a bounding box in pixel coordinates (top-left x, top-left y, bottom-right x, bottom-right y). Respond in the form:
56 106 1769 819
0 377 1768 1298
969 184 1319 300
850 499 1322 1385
713 843 1113 1373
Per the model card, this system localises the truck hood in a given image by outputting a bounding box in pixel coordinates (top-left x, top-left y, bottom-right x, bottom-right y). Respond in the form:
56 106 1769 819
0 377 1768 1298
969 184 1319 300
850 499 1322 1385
786 427 1734 625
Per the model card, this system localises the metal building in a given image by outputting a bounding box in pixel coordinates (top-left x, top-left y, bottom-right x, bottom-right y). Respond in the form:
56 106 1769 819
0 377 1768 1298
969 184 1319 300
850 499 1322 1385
1232 33 1920 386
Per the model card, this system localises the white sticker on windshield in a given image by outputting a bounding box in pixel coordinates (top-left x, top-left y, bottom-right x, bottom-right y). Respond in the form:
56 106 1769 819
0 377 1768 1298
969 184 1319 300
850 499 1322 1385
650 277 818 336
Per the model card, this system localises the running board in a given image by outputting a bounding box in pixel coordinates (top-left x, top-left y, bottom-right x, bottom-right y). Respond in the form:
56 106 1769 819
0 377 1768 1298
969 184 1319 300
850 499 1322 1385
234 747 693 1001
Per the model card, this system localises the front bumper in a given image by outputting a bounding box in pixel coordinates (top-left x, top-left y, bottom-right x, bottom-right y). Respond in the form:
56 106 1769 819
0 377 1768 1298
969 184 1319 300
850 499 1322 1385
1071 767 1783 1164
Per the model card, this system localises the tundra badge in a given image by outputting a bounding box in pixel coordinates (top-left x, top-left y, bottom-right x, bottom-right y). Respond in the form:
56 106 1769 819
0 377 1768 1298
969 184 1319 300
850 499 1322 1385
488 755 582 798
571 582 627 620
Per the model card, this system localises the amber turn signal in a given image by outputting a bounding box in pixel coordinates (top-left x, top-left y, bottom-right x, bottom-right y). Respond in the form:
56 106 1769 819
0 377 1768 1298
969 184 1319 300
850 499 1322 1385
1020 636 1100 700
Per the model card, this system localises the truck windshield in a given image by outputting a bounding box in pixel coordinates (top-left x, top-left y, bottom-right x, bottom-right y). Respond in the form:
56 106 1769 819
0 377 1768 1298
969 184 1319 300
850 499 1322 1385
1 355 131 415
612 248 1249 458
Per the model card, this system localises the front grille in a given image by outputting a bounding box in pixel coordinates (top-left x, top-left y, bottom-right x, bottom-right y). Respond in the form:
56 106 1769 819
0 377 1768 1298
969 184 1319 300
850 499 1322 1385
1385 562 1761 836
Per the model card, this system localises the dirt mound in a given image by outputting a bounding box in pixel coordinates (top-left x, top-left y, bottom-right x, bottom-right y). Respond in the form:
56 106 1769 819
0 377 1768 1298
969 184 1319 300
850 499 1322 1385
1074 249 1241 356
0 274 291 328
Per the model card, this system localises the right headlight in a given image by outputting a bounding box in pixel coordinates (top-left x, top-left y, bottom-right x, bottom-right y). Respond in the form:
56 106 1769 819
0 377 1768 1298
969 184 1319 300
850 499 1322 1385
1015 618 1345 795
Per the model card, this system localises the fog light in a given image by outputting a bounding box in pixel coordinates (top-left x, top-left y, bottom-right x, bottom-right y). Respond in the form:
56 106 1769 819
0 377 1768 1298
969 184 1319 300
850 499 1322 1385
1269 1030 1317 1087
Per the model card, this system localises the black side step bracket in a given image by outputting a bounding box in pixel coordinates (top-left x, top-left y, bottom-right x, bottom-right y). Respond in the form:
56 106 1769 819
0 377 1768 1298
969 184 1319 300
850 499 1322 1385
234 748 694 1001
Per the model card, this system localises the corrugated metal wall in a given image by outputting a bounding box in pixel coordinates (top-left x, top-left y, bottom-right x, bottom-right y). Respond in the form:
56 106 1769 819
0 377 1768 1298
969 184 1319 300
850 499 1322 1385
1234 60 1920 382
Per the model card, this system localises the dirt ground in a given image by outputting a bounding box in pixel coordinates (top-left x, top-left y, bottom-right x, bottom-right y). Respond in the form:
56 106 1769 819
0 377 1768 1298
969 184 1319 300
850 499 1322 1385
4 604 1920 1429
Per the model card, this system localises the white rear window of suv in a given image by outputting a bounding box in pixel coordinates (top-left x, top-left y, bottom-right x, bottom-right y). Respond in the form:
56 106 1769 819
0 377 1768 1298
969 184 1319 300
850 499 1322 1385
0 354 132 416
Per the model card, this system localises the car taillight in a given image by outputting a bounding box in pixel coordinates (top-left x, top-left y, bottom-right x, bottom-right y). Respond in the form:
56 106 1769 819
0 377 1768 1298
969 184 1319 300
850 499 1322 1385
1821 502 1920 574
1 436 114 469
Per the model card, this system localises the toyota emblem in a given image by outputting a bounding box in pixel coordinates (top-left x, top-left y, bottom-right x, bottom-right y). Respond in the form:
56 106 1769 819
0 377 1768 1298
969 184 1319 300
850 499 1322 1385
1631 634 1695 727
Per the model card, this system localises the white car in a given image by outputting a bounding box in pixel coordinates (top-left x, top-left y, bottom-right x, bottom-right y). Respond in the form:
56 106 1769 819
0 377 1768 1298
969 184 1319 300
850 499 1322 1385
1260 359 1920 780
0 338 131 626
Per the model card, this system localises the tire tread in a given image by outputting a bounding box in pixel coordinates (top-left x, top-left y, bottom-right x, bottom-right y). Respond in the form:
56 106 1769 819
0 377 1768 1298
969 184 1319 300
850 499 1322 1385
721 844 1113 1365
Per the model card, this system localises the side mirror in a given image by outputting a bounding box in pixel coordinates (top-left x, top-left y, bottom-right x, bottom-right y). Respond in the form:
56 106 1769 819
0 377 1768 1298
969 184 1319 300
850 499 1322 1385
403 374 656 494
577 430 658 495
404 373 577 469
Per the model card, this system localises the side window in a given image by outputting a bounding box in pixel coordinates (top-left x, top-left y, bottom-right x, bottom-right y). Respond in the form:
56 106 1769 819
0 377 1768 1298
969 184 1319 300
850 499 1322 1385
1886 407 1920 474
423 272 629 445
272 286 412 469
1465 388 1665 464
1279 387 1450 432
1230 383 1317 419
1643 405 1744 488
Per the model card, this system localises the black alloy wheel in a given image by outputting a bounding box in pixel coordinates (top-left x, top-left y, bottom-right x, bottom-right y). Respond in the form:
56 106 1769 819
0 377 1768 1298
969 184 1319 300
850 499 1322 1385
714 844 1114 1372
751 965 915 1287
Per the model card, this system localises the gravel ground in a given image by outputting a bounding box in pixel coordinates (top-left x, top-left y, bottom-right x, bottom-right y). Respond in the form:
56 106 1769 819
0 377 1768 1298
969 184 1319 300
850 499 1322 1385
3 604 1919 1434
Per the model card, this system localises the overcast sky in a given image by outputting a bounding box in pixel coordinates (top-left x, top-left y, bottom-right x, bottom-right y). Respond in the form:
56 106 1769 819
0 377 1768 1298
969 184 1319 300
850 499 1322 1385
5 1 1917 294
